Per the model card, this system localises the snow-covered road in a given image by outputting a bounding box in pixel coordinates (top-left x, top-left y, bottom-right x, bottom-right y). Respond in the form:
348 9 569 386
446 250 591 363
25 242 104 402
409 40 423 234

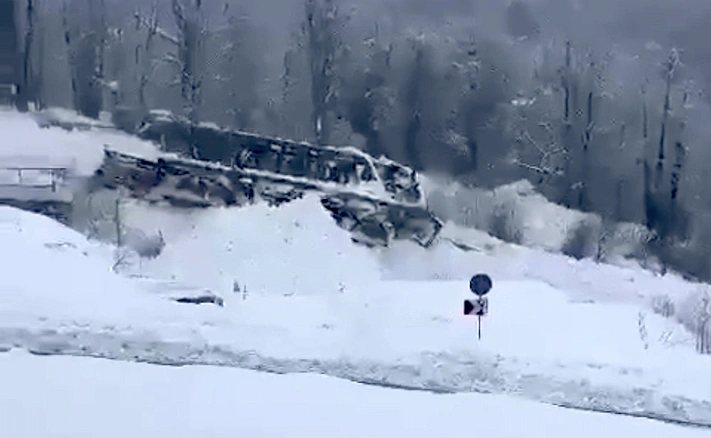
1 349 708 438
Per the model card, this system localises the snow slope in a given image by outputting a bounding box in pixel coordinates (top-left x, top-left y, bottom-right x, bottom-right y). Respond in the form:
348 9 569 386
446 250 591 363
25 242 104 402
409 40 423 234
1 349 707 438
2 203 711 427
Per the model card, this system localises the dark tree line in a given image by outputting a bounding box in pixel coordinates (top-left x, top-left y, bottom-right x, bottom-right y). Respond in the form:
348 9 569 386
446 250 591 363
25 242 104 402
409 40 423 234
10 0 711 280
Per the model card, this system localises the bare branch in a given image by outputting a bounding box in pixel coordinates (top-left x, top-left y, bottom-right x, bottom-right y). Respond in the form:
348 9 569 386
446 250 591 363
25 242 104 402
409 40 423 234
510 156 564 176
135 12 179 46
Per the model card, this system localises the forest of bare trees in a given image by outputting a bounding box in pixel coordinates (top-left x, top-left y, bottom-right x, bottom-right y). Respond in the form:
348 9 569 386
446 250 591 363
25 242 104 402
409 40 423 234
9 0 711 280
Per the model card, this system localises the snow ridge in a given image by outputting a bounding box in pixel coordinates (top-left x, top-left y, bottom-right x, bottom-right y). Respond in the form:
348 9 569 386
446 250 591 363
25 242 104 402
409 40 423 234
2 321 711 429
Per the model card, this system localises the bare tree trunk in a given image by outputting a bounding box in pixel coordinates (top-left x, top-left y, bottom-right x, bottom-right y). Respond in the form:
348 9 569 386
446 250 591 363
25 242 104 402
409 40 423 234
93 0 107 111
17 0 36 112
641 83 654 230
560 41 573 206
402 44 427 170
578 88 593 211
33 12 44 110
171 0 203 160
61 1 79 112
669 92 689 236
62 0 105 119
135 4 157 113
304 0 340 146
670 140 686 235
655 55 675 194
0 0 22 109
172 0 202 124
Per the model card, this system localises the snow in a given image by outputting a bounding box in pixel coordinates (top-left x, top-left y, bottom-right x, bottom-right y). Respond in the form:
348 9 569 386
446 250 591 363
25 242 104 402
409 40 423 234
2 350 707 438
120 196 382 296
2 201 711 426
0 108 162 177
2 108 711 430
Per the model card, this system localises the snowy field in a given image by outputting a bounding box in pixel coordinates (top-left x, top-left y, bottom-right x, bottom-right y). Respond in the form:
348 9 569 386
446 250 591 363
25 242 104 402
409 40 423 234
1 109 711 431
2 202 711 427
1 349 707 438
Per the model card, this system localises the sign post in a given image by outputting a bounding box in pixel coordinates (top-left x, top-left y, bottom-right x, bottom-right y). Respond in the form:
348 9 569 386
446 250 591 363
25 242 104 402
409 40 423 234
464 273 493 339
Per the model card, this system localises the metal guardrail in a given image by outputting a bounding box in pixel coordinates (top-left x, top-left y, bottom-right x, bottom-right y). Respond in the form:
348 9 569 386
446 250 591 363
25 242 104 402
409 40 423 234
0 166 69 194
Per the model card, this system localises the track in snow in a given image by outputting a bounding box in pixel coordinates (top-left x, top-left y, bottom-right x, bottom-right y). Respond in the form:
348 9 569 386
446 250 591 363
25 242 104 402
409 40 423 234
2 323 711 430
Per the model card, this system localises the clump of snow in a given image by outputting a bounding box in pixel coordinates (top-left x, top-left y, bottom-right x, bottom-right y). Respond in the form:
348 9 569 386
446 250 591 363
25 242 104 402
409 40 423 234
0 109 161 177
121 194 382 297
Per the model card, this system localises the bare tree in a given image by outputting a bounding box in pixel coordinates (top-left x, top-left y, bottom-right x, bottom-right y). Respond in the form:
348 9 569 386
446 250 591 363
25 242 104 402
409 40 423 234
336 20 394 156
655 50 680 193
0 0 20 107
207 4 261 130
303 0 346 146
62 0 108 119
170 0 204 127
132 0 206 153
133 2 159 113
18 0 41 110
642 49 688 242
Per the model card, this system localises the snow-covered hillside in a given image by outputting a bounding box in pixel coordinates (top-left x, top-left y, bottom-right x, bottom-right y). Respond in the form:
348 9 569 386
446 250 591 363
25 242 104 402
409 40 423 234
1 108 711 433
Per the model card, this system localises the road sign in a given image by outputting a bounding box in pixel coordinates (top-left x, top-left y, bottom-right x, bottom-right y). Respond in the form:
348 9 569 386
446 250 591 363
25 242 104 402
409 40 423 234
465 274 493 340
469 274 493 296
464 297 489 316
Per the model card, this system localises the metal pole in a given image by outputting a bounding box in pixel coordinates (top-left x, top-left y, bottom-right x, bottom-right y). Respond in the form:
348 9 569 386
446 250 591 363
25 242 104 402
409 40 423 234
478 314 481 340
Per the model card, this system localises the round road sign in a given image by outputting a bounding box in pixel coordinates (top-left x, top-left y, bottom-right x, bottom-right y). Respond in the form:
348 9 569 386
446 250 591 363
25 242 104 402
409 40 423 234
469 273 493 296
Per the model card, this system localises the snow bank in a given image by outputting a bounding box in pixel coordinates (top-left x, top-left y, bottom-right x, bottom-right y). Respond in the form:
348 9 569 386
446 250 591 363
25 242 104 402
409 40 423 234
0 109 161 176
3 350 706 438
0 206 185 323
121 194 382 297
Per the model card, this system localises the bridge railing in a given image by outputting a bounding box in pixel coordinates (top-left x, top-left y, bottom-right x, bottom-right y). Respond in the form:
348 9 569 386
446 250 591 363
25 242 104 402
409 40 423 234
0 164 72 202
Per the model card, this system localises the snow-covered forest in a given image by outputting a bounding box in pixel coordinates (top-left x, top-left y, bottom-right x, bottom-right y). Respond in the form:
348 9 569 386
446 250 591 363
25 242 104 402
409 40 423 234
11 0 711 280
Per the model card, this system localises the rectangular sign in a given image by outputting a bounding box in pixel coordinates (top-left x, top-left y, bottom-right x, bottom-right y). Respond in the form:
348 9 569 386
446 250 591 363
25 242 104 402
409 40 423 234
464 298 488 316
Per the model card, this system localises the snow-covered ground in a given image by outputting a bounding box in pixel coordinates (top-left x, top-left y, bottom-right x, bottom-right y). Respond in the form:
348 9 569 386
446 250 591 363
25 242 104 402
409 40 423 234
1 108 711 431
2 349 707 438
2 202 711 427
